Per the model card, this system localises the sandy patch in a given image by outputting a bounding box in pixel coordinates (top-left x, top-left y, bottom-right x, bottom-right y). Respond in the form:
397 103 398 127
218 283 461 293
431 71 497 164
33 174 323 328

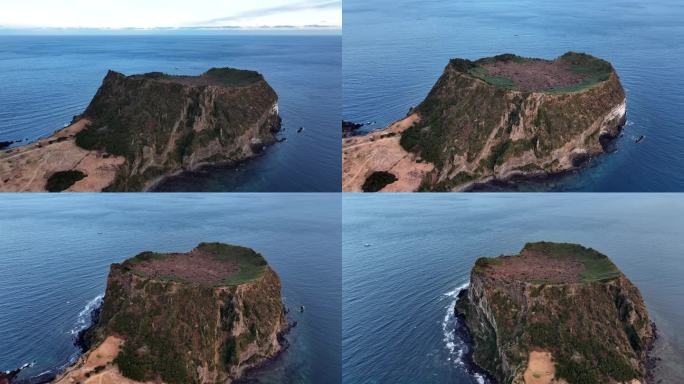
53 336 155 384
523 351 556 384
0 119 125 192
342 114 433 192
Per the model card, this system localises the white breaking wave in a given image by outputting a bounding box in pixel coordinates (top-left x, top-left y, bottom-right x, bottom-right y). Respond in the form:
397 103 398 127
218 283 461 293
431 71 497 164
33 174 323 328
69 294 104 336
441 282 491 383
441 282 469 365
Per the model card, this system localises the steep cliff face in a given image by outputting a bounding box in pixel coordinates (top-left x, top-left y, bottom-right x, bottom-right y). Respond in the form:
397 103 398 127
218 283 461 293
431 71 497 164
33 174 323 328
407 52 626 191
342 52 626 192
61 243 288 384
456 242 653 384
0 68 280 192
74 68 281 191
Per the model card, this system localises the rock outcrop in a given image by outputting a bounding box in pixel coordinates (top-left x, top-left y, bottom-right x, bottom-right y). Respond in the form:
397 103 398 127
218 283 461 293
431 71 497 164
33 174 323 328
0 68 280 192
342 52 626 192
55 243 288 384
456 242 654 384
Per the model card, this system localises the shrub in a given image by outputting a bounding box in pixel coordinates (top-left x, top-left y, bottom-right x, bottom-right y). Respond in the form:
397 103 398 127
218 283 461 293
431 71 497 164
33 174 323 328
46 170 86 192
362 171 398 192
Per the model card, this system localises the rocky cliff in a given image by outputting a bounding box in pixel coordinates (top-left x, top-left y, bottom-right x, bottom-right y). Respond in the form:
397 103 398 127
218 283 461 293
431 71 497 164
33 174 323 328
0 67 280 192
456 242 654 384
55 243 288 384
342 52 626 192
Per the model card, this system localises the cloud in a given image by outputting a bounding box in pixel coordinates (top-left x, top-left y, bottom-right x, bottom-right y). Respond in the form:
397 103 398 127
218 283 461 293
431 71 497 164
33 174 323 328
193 0 341 26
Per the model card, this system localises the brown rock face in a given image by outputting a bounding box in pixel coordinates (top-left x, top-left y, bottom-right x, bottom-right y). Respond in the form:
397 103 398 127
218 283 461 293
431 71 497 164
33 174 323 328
70 243 288 384
343 52 627 192
76 68 281 191
0 67 281 192
456 242 654 384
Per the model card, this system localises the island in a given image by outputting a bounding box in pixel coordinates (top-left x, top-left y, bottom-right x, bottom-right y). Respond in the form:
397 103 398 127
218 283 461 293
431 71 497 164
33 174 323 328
342 52 626 192
0 68 281 192
456 242 655 384
54 243 289 384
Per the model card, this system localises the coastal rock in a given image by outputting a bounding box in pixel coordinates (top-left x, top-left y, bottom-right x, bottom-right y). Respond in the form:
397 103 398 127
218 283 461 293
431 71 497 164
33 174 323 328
342 52 626 192
456 242 654 384
55 243 288 384
342 120 364 137
0 68 281 192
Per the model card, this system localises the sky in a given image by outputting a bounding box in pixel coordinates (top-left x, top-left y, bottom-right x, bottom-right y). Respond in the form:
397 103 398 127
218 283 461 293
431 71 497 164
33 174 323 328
0 0 341 30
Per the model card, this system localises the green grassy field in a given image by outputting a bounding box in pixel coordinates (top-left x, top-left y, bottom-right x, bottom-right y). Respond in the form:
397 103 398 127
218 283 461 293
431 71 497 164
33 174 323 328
197 242 268 285
203 67 263 86
362 171 398 192
122 243 268 286
468 66 517 90
545 52 613 94
523 242 621 282
45 170 86 192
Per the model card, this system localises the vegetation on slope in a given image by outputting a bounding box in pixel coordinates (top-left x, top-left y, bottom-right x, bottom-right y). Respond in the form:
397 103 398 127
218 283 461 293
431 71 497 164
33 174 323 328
203 67 264 86
398 52 624 191
86 243 284 384
362 171 398 192
73 68 278 191
459 242 652 384
45 170 86 192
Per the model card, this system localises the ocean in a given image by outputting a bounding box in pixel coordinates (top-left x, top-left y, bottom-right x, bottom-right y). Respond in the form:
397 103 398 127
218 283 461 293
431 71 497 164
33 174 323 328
343 0 684 191
0 193 341 383
342 194 684 383
0 33 341 192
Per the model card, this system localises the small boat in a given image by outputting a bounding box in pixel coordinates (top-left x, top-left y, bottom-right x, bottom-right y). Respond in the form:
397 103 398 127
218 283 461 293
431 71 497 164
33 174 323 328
364 243 371 247
635 135 645 143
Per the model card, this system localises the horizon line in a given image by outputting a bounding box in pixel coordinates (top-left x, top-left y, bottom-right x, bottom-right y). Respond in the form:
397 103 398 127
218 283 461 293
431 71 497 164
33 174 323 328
0 25 341 36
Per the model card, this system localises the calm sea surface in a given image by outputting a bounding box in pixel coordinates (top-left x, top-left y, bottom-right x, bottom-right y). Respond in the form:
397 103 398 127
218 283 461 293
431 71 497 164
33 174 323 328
0 193 341 383
343 0 684 191
0 34 341 191
343 194 684 383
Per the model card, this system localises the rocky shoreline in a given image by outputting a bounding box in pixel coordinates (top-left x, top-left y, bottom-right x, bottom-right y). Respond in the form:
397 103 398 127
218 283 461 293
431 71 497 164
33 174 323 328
453 288 499 384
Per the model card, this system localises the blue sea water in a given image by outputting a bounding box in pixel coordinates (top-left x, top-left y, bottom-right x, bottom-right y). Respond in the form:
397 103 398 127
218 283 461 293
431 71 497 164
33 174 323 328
343 194 684 383
0 193 341 383
343 0 684 191
0 33 341 191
